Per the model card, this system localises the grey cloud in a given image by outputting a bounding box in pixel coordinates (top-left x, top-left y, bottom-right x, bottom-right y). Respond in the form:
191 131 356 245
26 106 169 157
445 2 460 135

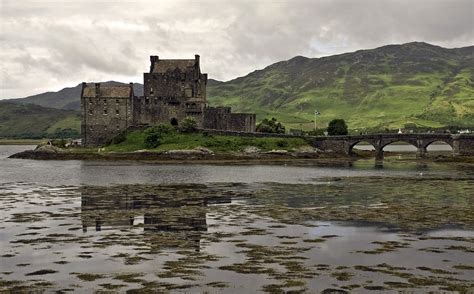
1 0 472 98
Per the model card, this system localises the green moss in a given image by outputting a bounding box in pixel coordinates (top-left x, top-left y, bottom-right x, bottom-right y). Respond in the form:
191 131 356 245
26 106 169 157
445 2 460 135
453 264 474 270
331 271 354 281
25 269 58 276
73 273 106 282
112 273 146 283
206 281 229 288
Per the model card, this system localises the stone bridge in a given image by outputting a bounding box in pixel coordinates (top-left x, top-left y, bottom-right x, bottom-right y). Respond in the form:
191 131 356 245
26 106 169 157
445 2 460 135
311 133 474 160
198 129 474 160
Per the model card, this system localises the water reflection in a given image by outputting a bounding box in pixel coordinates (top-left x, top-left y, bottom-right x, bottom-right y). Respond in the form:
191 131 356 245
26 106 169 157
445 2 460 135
80 185 233 250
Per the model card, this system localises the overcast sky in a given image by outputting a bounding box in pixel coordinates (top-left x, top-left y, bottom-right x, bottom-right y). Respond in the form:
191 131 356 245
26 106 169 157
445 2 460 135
1 0 473 98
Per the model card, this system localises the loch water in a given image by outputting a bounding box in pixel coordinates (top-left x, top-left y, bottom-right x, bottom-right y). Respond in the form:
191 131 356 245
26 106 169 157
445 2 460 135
0 145 473 293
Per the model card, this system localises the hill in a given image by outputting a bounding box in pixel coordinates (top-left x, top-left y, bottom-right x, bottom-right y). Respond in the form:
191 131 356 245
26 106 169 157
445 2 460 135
208 42 474 130
6 82 144 110
3 42 473 131
0 102 80 139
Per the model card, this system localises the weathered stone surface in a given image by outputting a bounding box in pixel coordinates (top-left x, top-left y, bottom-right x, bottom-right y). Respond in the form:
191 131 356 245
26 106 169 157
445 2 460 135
243 146 260 154
265 149 289 155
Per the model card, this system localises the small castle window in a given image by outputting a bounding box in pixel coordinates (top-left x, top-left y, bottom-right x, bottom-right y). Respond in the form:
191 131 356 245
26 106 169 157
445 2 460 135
103 99 107 105
116 99 119 104
150 87 154 94
103 109 108 115
116 109 120 115
89 109 93 115
116 125 120 130
89 99 92 105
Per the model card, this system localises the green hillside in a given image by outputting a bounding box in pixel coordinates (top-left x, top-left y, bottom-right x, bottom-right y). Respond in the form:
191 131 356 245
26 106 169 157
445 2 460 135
6 82 144 110
0 102 80 139
3 42 473 133
207 42 474 131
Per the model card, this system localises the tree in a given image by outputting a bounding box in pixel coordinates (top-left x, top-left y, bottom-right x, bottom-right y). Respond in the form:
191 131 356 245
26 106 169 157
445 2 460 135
256 117 286 134
179 117 198 133
327 119 348 136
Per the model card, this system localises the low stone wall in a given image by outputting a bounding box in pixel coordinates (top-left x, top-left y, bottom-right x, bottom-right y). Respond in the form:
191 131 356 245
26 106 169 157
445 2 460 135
198 128 309 139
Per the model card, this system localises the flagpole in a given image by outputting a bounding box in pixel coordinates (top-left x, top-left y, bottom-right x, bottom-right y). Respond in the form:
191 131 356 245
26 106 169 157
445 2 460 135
313 110 321 133
314 112 317 131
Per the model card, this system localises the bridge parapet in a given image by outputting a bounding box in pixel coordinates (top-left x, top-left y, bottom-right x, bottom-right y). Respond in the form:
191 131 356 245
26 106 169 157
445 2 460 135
197 129 473 158
311 133 473 159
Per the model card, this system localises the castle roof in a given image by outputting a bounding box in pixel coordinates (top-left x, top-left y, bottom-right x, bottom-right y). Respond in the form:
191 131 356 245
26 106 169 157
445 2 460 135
151 59 196 74
82 84 133 98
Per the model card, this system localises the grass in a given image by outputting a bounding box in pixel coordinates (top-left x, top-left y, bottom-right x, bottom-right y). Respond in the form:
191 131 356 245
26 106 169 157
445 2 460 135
104 130 311 153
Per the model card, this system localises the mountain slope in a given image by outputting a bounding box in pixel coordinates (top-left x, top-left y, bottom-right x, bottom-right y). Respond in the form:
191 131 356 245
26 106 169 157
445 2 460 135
208 42 474 130
4 42 473 131
7 82 144 110
0 102 80 139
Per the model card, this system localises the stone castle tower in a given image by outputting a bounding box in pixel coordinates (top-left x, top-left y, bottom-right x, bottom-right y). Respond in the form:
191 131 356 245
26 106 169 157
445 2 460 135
81 55 256 147
135 55 207 126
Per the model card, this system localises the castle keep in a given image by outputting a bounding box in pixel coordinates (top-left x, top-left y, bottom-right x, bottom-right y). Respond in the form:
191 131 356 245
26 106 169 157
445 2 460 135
81 55 256 146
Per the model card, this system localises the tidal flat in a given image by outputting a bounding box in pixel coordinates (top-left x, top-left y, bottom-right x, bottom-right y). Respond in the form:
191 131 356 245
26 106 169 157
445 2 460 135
0 145 473 293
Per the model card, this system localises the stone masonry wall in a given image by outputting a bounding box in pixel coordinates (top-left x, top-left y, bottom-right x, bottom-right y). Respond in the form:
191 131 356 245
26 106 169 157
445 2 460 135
203 107 256 132
81 83 133 147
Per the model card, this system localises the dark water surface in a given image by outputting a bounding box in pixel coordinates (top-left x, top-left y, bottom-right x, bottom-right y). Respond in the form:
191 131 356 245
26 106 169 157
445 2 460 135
0 145 473 293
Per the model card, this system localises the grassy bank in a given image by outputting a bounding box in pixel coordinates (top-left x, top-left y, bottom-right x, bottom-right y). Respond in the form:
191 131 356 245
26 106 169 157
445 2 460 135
104 130 310 153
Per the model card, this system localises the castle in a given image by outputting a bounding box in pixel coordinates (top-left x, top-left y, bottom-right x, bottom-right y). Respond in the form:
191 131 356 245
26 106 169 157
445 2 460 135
81 55 256 147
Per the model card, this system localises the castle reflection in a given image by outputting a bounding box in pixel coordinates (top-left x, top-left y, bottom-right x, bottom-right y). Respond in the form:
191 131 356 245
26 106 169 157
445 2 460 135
80 185 232 250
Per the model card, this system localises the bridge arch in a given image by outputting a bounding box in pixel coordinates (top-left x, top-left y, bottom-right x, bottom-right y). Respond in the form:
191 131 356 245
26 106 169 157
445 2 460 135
348 140 377 154
422 139 453 150
380 139 419 151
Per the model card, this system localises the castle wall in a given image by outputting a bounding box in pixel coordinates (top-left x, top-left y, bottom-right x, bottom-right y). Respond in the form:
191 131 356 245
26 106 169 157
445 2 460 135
81 55 255 147
230 113 257 132
81 83 133 147
132 96 205 127
203 107 256 132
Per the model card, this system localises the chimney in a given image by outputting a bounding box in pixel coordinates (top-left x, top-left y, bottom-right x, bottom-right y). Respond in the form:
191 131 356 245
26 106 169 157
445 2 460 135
95 83 100 97
195 54 200 66
81 82 86 98
149 55 159 72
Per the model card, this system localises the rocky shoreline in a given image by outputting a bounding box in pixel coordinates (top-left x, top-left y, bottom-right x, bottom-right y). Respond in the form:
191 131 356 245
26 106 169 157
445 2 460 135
8 145 349 162
9 144 468 163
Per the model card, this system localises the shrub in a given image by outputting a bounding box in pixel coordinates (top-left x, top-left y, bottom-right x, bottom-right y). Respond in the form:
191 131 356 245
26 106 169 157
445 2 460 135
152 124 176 135
256 117 285 134
180 117 198 133
327 119 348 136
276 140 289 147
144 132 161 148
108 131 127 145
306 129 326 136
51 139 67 148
